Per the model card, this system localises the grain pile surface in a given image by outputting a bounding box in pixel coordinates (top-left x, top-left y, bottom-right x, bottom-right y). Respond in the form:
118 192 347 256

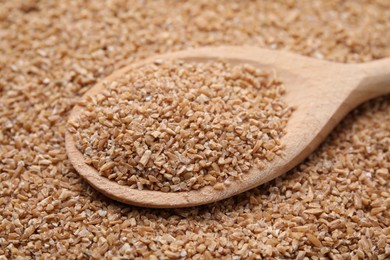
0 0 389 259
69 60 292 191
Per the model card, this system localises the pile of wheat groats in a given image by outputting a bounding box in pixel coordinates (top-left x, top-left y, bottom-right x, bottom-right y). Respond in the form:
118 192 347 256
68 60 293 191
0 0 389 258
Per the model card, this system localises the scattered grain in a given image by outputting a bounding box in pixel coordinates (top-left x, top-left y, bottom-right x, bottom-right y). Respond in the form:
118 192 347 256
0 0 389 258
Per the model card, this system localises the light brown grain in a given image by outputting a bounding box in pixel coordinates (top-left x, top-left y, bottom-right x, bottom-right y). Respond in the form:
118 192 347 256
0 0 389 258
69 60 292 191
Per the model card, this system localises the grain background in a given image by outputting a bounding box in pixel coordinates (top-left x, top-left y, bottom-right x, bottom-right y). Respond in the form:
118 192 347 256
0 0 389 259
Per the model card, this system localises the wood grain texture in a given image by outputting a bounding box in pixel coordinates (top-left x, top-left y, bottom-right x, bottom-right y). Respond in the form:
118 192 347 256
65 46 390 208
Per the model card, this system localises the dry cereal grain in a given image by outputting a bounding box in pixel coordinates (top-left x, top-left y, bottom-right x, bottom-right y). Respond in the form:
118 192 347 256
0 0 389 258
69 60 292 191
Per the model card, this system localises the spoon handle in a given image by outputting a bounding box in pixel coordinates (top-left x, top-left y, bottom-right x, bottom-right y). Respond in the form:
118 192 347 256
355 58 390 102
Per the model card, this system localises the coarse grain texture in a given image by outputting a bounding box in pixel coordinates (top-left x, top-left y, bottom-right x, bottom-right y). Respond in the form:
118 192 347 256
0 0 389 259
69 60 292 192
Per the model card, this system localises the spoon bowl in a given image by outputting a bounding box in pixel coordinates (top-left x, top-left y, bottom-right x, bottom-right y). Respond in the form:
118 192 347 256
65 46 390 208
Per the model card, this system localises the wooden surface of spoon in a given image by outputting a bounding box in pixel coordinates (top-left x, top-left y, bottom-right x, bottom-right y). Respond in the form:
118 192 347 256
65 46 390 208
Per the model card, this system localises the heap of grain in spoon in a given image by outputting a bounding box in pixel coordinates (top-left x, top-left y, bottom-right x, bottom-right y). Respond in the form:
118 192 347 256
67 60 293 192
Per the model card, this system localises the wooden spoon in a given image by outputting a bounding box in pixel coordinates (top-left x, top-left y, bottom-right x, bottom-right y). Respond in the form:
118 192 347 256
65 46 390 208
